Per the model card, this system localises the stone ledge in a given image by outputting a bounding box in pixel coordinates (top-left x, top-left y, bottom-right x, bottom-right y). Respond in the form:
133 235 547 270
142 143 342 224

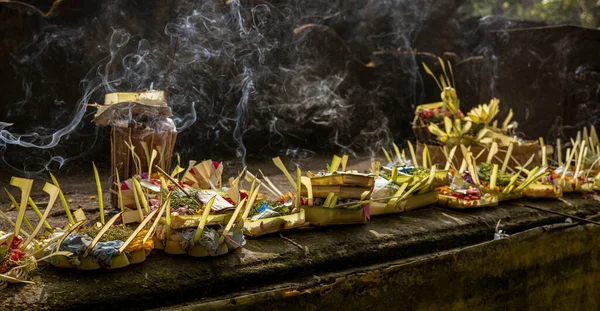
167 221 600 311
1 194 599 310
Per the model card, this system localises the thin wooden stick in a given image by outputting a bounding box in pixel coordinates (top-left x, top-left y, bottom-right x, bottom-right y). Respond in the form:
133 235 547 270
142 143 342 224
155 165 203 206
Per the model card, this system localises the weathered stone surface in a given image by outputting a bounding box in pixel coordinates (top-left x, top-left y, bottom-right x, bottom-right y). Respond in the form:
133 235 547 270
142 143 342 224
477 26 600 141
1 194 599 310
173 219 600 311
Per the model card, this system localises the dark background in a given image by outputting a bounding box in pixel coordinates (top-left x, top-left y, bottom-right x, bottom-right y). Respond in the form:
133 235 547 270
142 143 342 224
1 0 599 174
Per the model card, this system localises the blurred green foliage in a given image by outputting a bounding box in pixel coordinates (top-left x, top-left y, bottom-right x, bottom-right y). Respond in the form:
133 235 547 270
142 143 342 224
463 0 600 28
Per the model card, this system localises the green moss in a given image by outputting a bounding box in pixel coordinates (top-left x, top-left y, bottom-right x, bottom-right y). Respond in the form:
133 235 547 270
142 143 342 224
79 224 133 242
171 192 202 211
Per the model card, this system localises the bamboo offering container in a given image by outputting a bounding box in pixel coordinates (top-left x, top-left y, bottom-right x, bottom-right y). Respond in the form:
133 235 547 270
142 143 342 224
92 90 177 208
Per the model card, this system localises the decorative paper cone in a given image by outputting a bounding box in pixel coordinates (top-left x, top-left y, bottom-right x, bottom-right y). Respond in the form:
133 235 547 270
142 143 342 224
129 249 147 264
310 174 374 187
243 209 307 237
522 184 563 199
303 206 367 226
106 253 130 269
187 245 210 257
153 236 165 249
164 240 187 255
50 255 74 269
76 256 101 270
437 194 499 209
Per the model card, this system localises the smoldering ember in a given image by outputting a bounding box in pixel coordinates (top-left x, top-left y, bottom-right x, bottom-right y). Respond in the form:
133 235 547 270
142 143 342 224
0 0 599 310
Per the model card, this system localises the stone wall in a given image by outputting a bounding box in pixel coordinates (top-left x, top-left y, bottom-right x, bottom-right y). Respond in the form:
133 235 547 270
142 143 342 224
0 1 598 171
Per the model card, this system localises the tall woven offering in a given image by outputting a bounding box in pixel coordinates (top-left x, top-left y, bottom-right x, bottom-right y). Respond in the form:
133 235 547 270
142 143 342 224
93 90 177 208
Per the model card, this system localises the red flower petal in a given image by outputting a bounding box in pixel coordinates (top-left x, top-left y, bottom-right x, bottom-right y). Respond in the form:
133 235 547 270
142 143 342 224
9 249 24 261
10 236 22 249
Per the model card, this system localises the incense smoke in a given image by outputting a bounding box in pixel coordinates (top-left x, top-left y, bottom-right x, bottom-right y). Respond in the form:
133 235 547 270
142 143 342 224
1 0 595 174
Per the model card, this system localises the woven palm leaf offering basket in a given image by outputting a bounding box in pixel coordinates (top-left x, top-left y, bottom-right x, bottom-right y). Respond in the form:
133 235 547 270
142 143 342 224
90 89 177 208
1 177 74 290
121 160 241 249
415 58 550 169
272 156 371 226
369 145 443 215
48 164 163 270
242 171 307 237
530 127 598 194
151 162 250 257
